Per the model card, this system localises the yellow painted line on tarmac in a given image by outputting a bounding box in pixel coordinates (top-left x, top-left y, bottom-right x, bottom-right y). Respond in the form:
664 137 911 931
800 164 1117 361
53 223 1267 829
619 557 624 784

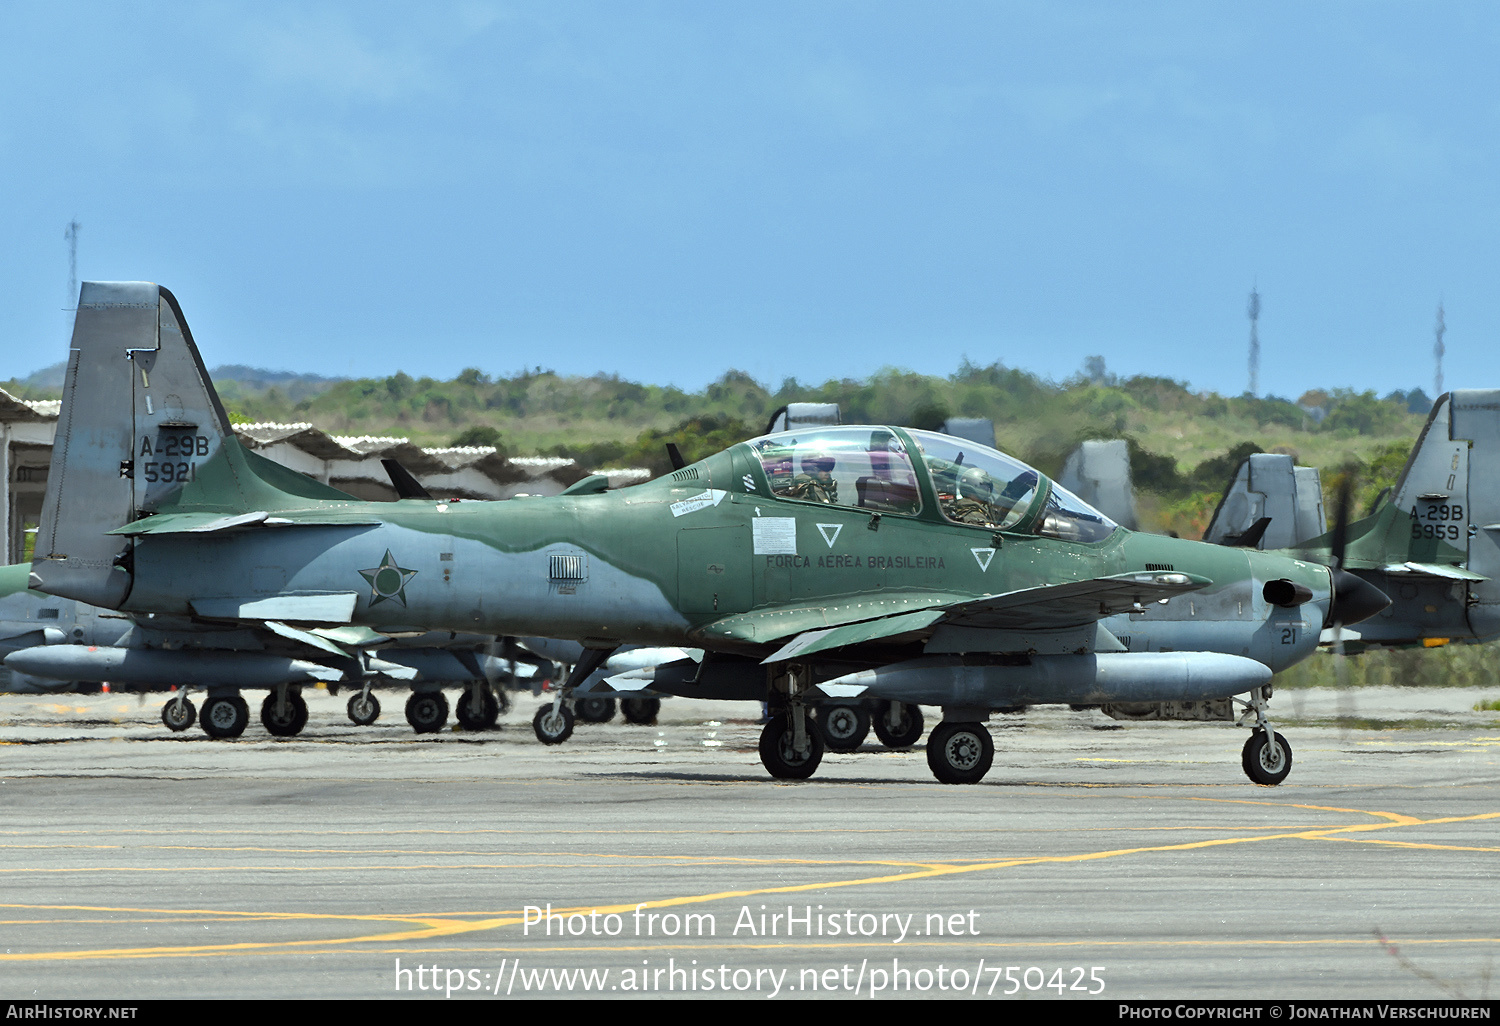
5 805 1497 963
1170 796 1423 824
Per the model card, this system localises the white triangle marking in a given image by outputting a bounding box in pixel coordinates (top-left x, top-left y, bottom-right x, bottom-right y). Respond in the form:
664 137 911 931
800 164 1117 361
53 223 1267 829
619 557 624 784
816 523 843 548
971 547 995 572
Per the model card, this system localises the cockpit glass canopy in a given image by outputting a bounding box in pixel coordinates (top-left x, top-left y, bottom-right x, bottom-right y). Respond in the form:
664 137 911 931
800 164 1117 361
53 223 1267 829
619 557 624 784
750 428 922 514
906 429 1042 530
748 426 1118 542
906 429 1118 541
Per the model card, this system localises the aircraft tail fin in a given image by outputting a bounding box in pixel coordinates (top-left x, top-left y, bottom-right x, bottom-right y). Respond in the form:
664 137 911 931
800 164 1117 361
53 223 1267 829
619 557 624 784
32 282 350 608
1203 453 1325 550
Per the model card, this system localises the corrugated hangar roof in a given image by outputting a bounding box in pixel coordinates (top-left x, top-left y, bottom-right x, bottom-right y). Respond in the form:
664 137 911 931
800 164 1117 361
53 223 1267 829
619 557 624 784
0 392 652 493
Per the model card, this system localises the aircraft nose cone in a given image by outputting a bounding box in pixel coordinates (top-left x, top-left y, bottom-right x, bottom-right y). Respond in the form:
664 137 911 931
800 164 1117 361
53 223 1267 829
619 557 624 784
1327 569 1390 627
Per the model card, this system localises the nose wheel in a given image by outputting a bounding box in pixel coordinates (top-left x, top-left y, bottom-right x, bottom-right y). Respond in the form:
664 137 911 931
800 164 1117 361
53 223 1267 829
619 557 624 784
1242 730 1293 786
347 690 381 725
1236 686 1294 786
533 702 575 744
162 695 196 732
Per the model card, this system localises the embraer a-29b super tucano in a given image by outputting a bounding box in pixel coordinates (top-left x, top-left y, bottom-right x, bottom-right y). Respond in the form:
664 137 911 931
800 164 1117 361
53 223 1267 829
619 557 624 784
24 283 1389 785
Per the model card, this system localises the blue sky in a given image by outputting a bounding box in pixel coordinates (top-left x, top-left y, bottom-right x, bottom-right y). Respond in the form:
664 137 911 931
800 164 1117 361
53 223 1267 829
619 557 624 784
2 1 1496 398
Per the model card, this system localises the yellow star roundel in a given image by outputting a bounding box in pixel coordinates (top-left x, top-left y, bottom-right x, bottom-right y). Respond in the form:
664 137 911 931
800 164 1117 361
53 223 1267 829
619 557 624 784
359 550 419 607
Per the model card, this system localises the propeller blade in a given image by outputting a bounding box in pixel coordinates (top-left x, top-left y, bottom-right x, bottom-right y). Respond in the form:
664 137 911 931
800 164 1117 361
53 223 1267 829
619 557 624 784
1329 473 1354 569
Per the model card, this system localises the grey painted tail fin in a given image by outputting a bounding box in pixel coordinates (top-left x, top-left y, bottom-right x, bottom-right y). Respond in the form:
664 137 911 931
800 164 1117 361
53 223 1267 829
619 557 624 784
31 282 346 609
33 283 230 606
1059 440 1138 531
1203 453 1326 550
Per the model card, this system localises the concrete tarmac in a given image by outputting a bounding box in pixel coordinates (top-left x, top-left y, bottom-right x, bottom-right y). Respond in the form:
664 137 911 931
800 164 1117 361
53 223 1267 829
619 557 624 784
1 686 1497 1000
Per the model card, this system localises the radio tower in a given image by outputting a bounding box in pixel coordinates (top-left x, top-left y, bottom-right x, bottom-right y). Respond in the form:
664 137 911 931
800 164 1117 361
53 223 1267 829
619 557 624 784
1247 283 1261 396
1434 298 1446 398
64 220 81 309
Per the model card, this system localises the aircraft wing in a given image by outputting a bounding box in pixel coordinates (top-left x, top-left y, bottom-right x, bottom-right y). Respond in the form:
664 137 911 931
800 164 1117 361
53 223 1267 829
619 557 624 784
934 571 1211 630
758 571 1211 663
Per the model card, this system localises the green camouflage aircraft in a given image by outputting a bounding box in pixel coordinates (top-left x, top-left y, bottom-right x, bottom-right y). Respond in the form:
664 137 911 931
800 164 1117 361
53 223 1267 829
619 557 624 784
1202 392 1500 654
20 283 1389 785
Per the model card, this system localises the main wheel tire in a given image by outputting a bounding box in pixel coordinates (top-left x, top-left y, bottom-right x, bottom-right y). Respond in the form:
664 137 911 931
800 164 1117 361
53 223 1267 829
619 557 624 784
261 690 308 737
817 704 870 752
871 700 924 748
347 692 381 726
621 697 660 725
456 688 501 730
533 703 575 744
405 691 449 734
926 721 994 784
576 696 617 723
758 714 824 779
200 695 249 739
1241 730 1293 786
162 697 196 732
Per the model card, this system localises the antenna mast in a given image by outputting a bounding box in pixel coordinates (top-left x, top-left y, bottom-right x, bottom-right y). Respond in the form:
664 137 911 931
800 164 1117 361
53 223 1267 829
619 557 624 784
1434 298 1446 398
64 220 81 308
1247 283 1261 396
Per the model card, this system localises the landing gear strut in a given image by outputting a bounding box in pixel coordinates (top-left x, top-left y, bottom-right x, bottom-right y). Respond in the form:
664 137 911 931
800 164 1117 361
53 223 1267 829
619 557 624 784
456 685 501 730
872 700 924 747
1236 685 1293 786
759 712 823 779
261 686 309 737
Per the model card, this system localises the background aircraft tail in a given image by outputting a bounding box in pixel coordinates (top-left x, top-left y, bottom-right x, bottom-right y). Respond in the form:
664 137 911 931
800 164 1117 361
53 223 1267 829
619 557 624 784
1203 453 1326 550
31 282 350 608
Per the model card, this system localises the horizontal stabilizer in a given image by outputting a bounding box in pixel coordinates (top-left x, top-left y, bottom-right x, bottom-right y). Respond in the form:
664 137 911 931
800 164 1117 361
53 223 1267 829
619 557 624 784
111 510 380 535
1379 562 1487 581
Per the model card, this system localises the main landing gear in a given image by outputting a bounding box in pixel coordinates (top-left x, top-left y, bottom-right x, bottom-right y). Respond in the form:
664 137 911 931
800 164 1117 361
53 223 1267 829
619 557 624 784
456 685 503 731
926 721 994 784
871 700 924 748
405 690 449 733
759 711 823 779
200 693 250 739
816 703 870 752
1236 685 1294 786
261 686 309 737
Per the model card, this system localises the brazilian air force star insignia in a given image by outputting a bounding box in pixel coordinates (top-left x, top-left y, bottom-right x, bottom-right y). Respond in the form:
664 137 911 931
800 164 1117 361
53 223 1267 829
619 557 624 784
359 550 419 607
